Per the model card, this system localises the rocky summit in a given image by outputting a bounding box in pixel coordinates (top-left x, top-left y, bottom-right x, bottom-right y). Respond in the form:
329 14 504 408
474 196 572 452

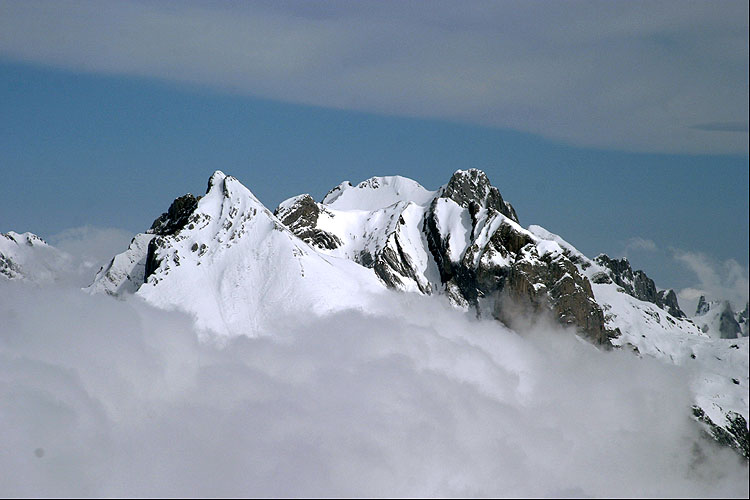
277 169 615 345
59 168 747 459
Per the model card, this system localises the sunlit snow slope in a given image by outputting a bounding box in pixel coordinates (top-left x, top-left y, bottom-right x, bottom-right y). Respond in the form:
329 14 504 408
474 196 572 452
88 168 748 457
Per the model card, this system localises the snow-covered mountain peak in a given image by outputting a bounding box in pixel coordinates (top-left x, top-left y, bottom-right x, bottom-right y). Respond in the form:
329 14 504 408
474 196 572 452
3 231 48 248
1 231 70 282
322 175 436 210
22 167 746 459
88 171 386 335
693 295 748 339
206 169 227 190
437 168 519 223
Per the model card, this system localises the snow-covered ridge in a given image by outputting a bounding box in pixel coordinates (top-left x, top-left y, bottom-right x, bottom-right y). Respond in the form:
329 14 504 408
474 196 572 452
0 231 71 283
81 168 748 457
693 296 749 339
88 170 386 336
322 175 436 211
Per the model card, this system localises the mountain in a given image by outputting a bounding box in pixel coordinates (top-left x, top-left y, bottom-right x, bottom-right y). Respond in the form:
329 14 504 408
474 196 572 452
280 169 611 345
693 296 749 339
593 254 686 318
86 171 385 336
83 168 748 458
0 231 71 283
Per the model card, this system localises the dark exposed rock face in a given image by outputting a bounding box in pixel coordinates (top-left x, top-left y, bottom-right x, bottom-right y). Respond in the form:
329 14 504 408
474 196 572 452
0 252 22 280
273 195 342 250
656 289 686 319
439 169 519 223
149 194 199 236
595 255 656 301
595 254 687 318
740 303 749 337
494 244 611 346
693 406 749 460
144 194 200 281
423 173 613 346
719 302 742 339
696 295 710 316
373 230 433 295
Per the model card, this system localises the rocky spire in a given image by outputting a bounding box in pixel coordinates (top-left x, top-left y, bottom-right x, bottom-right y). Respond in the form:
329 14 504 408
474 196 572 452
696 295 710 316
439 169 519 223
595 254 686 318
719 301 742 339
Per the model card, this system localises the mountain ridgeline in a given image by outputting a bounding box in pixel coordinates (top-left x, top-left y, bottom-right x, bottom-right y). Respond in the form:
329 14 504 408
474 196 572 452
281 169 616 345
3 169 748 458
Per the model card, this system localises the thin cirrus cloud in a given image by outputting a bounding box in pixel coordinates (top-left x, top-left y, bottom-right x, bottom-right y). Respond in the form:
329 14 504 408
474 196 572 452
0 0 747 154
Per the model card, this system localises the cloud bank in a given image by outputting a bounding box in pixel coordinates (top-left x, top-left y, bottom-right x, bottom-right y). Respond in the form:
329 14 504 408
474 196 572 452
0 0 747 154
1 236 748 496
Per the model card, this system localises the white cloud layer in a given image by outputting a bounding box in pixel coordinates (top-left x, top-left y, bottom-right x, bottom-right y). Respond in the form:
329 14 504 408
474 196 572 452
0 0 747 154
46 226 136 285
1 229 748 497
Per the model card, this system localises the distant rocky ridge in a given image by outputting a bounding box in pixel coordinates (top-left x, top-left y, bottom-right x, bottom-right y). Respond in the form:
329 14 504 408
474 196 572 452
694 295 749 339
0 231 70 283
593 254 686 318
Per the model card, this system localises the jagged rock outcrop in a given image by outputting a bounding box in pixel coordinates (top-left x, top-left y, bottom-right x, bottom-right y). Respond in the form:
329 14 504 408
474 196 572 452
656 289 685 319
694 296 749 339
719 302 742 339
273 195 342 250
696 295 711 316
279 169 614 346
145 193 200 280
437 168 519 224
149 194 199 236
595 254 686 318
740 303 749 337
496 243 610 345
423 194 611 345
693 406 749 459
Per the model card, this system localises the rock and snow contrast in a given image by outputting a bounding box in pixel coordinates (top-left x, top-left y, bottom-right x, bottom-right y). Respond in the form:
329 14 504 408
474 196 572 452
2 169 748 495
693 295 749 339
78 168 749 459
0 231 71 283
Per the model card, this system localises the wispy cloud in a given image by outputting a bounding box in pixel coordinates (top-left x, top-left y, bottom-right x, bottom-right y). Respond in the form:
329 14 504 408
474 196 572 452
674 249 749 314
0 0 747 154
624 237 658 255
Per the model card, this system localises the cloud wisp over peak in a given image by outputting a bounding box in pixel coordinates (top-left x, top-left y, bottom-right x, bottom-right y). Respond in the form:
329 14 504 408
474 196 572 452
0 0 747 154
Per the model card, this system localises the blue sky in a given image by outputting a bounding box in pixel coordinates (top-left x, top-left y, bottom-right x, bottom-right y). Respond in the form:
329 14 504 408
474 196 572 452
0 1 747 308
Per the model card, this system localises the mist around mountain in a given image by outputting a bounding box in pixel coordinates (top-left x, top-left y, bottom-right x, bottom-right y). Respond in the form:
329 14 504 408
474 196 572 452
1 170 747 497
